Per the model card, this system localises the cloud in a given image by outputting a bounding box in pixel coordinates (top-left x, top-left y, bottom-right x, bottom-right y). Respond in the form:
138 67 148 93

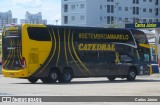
12 0 42 8
0 0 61 25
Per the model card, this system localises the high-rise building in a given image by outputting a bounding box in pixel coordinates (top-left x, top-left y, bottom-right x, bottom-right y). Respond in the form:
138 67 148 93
61 0 160 27
20 11 47 24
0 10 17 29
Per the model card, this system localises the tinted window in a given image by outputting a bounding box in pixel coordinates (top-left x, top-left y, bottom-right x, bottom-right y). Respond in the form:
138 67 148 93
131 30 148 44
27 27 51 41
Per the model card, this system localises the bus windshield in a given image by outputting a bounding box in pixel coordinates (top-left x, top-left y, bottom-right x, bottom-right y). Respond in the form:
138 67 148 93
130 30 148 44
2 26 22 70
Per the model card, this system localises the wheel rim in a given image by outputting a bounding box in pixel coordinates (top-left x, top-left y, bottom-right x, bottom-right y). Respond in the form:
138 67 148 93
51 72 57 80
64 72 71 80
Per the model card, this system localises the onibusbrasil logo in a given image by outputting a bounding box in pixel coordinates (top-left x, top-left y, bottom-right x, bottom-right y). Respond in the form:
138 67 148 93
1 96 42 103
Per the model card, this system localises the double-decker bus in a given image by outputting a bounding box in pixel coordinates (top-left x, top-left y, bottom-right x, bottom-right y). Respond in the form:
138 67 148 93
2 24 152 83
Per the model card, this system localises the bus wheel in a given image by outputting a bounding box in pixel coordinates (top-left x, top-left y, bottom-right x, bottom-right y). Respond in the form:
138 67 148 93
107 77 116 81
49 69 58 83
28 78 38 84
59 69 73 83
127 69 136 81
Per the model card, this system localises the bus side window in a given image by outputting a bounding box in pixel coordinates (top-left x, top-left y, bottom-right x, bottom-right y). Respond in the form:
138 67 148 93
144 54 149 62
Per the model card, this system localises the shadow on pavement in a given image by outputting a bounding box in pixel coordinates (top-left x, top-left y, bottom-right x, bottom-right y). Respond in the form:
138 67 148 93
12 79 160 85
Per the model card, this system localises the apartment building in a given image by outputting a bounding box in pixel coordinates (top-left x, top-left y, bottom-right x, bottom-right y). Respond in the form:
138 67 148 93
61 0 160 27
20 11 47 24
0 10 17 29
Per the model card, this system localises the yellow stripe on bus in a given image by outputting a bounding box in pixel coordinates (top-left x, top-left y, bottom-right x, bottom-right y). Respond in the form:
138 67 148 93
71 31 93 76
5 39 13 67
4 39 12 65
11 40 16 68
56 28 61 67
64 29 69 66
68 30 86 75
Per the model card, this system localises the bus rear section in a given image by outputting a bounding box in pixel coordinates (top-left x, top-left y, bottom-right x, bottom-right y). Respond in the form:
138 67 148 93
2 25 28 77
2 24 52 79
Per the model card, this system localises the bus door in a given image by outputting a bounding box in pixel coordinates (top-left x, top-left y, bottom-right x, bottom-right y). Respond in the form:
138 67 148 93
138 47 151 75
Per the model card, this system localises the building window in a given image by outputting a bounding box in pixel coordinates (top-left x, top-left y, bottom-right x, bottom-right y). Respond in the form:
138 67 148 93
136 0 139 4
133 7 135 14
64 16 68 24
143 19 146 23
149 9 152 13
107 5 114 13
133 7 139 15
111 16 114 23
64 4 68 12
136 7 139 15
149 19 152 23
111 5 114 13
149 0 152 2
100 5 102 10
133 0 135 4
125 7 128 11
143 0 146 2
80 4 85 9
71 4 75 9
125 18 129 22
143 8 146 12
155 8 158 16
107 5 110 13
107 16 110 24
155 0 158 5
111 0 114 2
133 0 139 4
100 16 102 21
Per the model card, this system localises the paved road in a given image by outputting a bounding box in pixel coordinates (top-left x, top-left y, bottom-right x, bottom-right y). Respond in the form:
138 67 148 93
0 74 160 105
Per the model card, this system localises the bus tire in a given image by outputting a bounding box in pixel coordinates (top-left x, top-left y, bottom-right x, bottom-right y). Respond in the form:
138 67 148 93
28 78 38 84
107 77 116 81
127 69 137 81
41 77 50 83
49 69 59 83
59 69 73 83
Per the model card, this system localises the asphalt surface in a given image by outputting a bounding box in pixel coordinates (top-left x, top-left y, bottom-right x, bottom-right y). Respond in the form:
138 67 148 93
0 74 160 105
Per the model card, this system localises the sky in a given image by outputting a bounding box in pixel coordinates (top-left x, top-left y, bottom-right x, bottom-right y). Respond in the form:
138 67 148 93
0 0 61 25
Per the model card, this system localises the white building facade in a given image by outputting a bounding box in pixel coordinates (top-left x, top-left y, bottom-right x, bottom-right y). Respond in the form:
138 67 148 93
0 10 17 29
20 12 47 24
61 0 160 27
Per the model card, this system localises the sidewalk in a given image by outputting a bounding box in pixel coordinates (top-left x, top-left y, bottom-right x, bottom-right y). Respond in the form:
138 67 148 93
151 73 160 77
